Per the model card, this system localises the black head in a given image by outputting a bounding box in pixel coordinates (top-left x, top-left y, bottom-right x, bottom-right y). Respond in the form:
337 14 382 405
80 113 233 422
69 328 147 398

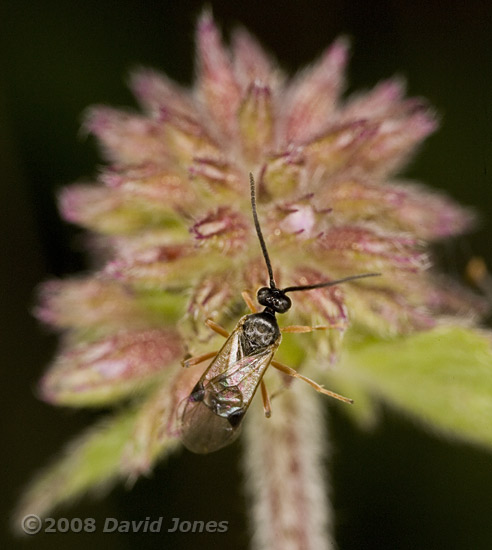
257 286 292 314
249 172 381 315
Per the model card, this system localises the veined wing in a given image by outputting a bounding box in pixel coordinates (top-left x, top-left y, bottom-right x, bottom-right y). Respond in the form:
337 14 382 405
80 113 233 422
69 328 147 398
206 347 276 411
199 315 252 383
178 315 279 454
179 349 275 454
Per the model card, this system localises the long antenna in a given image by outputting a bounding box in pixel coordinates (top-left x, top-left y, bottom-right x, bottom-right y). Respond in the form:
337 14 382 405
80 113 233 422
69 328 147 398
283 272 380 293
250 173 276 289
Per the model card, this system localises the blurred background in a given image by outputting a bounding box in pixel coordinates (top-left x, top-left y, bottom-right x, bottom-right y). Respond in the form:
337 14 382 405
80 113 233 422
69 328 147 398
1 0 491 548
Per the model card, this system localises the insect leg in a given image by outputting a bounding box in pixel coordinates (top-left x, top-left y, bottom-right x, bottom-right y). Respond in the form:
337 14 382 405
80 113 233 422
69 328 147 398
181 350 218 368
281 322 346 333
260 379 272 418
205 319 230 338
241 290 258 313
203 292 257 340
271 360 353 404
181 319 230 368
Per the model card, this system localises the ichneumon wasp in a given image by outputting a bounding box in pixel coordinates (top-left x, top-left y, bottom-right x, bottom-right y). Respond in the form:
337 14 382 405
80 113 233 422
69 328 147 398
178 173 380 453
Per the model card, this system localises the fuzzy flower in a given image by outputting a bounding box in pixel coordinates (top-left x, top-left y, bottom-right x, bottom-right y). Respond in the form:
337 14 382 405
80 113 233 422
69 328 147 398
15 12 492 549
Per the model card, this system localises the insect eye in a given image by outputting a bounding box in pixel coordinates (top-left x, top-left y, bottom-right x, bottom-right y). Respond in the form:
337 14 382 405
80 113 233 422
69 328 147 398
275 294 291 313
257 287 271 307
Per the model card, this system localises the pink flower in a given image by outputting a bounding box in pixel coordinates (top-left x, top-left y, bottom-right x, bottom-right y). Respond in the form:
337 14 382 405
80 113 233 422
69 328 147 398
15 11 489 550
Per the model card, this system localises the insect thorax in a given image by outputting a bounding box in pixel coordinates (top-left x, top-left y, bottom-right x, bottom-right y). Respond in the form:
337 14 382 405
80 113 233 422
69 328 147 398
240 312 280 355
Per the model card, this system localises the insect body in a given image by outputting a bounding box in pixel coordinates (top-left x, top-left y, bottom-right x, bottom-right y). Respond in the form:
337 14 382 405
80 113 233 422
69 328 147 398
180 312 280 453
179 174 380 454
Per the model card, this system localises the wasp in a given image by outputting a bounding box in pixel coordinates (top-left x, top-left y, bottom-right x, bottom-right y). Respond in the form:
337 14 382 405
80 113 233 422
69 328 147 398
178 173 380 453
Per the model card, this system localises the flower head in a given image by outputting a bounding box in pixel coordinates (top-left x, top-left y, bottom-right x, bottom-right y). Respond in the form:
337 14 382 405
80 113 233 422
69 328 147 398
16 11 492 549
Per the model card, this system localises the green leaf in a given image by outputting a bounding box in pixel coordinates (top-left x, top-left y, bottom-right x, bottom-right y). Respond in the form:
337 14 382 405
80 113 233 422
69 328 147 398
13 407 176 531
336 326 492 449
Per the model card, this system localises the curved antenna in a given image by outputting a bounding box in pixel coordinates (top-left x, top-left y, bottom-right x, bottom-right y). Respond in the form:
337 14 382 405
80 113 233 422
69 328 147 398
282 272 381 293
250 172 276 289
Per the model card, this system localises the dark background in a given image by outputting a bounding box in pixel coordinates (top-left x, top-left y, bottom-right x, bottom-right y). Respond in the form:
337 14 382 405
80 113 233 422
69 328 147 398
1 1 491 549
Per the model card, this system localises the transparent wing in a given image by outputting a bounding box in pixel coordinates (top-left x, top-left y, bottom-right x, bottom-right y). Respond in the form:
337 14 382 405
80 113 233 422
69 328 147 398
179 349 275 454
208 351 273 405
178 314 280 454
179 397 242 454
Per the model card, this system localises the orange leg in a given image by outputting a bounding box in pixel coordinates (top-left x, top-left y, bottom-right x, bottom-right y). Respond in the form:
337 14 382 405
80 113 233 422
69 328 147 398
181 320 229 368
181 350 218 369
260 379 272 418
205 319 230 338
271 359 353 404
281 322 346 333
204 289 257 339
241 290 258 313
